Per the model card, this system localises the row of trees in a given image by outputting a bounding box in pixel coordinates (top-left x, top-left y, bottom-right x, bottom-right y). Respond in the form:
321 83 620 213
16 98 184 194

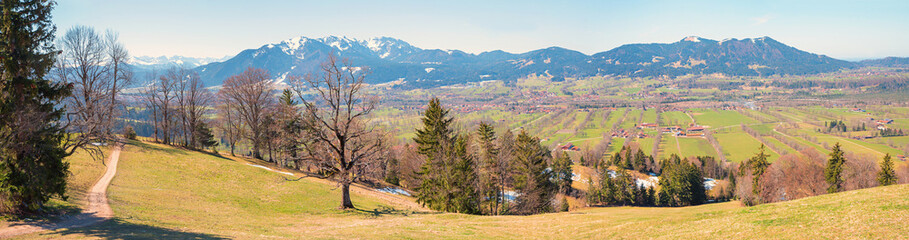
141 67 217 151
413 98 569 215
735 143 901 206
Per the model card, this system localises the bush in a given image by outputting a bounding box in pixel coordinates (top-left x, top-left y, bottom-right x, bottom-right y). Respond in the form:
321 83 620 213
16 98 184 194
560 197 570 212
123 126 137 140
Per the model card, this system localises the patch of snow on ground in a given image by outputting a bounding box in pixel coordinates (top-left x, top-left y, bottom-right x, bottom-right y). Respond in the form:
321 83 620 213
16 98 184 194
376 187 411 196
636 176 659 188
503 190 520 202
247 164 294 176
606 170 617 178
703 178 717 190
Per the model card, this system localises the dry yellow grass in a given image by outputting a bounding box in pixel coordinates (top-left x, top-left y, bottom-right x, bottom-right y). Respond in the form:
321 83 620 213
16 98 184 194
10 140 909 239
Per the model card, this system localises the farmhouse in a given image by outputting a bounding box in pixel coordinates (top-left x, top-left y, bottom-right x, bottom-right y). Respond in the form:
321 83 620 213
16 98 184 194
686 126 706 136
638 123 658 129
559 143 581 151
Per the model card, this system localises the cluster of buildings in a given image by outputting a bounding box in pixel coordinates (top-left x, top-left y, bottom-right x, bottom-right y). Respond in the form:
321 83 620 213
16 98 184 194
637 123 707 137
610 129 646 138
558 143 581 151
871 118 894 130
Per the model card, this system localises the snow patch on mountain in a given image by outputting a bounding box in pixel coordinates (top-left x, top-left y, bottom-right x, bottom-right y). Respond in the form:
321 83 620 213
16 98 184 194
130 55 229 68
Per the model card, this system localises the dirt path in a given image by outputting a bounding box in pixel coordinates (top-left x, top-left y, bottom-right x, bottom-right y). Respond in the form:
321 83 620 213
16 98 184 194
685 111 696 125
0 144 121 238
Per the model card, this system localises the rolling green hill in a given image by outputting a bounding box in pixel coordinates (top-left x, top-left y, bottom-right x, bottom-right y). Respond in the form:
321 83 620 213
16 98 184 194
10 140 909 239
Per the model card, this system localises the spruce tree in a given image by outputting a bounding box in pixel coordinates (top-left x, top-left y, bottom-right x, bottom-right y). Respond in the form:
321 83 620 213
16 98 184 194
739 144 770 198
512 130 554 214
474 121 499 214
825 143 846 193
878 153 896 186
414 98 455 211
611 152 622 166
449 135 479 214
1 0 73 214
552 151 573 195
623 146 633 169
634 149 646 171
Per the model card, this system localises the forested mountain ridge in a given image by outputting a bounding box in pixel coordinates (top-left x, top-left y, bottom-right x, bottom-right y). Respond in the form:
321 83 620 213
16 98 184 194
130 36 903 88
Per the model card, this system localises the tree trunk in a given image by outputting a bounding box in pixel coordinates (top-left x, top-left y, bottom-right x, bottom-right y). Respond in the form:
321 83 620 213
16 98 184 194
340 182 354 209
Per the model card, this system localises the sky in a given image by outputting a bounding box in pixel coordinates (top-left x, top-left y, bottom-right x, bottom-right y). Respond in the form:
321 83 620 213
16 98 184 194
53 0 909 61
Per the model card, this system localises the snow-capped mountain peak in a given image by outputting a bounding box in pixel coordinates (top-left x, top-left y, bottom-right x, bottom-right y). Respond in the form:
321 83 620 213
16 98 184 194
130 55 230 69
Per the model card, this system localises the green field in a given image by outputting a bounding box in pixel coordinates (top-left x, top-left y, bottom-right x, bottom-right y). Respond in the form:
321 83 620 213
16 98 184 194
692 109 759 129
661 111 693 127
661 135 717 159
714 132 777 162
10 141 909 239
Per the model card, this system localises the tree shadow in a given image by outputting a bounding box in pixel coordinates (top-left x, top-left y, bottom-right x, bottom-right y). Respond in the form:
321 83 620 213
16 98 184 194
126 140 189 156
50 218 229 240
126 140 237 162
352 205 439 218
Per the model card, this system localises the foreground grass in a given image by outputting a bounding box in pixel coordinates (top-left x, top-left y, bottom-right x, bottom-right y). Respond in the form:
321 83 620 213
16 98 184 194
13 141 909 239
0 147 109 226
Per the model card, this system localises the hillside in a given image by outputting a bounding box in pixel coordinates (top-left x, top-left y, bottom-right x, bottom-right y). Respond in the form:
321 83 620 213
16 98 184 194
187 36 861 88
9 141 909 239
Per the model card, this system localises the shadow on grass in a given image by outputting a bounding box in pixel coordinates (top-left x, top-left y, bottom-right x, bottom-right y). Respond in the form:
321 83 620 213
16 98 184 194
50 218 228 240
125 140 234 162
353 205 439 218
1 202 83 224
127 140 189 156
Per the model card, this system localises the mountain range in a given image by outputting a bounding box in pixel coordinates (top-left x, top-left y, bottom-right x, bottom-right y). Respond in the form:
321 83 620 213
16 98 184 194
128 36 906 88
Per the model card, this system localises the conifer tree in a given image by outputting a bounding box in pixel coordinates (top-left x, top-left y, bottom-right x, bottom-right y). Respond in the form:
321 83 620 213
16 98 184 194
552 151 573 195
512 130 554 214
623 146 633 169
825 143 846 193
1 0 75 214
611 151 622 166
474 121 500 214
877 153 896 186
741 144 770 196
414 98 453 211
414 98 479 214
634 148 646 171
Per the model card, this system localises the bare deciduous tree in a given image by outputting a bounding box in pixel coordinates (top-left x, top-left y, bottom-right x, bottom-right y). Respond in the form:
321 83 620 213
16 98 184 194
52 26 130 158
173 68 211 149
103 30 132 133
292 55 382 209
219 67 275 159
215 96 243 156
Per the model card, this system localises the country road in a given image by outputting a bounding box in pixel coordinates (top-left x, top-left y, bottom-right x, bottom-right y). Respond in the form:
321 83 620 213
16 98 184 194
0 143 121 238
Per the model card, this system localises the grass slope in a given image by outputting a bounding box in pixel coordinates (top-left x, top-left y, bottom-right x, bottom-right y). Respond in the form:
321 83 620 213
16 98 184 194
14 141 909 239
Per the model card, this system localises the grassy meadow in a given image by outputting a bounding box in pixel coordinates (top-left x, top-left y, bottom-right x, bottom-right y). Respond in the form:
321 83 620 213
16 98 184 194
9 140 909 239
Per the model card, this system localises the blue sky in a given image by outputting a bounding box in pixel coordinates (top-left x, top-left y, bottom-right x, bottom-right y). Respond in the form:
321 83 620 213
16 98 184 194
54 0 909 60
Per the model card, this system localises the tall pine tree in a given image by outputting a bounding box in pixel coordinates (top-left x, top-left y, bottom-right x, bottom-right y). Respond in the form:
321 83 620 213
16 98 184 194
474 122 500 215
512 130 554 214
0 0 74 214
413 98 478 214
741 144 770 197
551 151 573 195
825 143 846 193
878 153 896 186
